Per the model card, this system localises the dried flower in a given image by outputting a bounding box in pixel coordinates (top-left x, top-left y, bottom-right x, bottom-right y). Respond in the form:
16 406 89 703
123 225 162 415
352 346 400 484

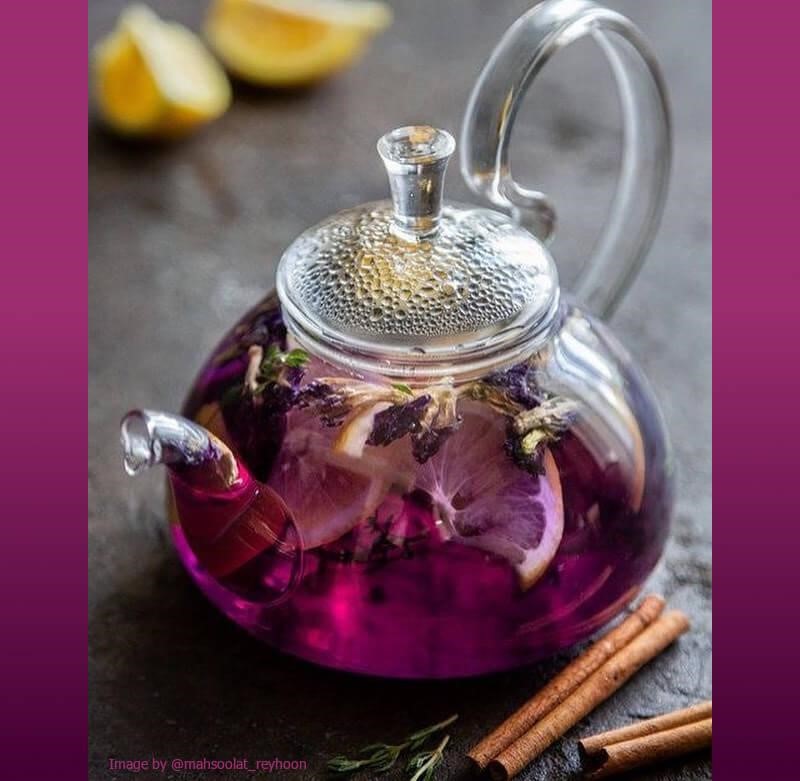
218 345 310 481
465 378 525 417
511 396 578 439
505 396 578 474
368 395 432 447
410 385 461 462
482 362 542 408
298 378 404 427
300 379 461 463
260 356 576 473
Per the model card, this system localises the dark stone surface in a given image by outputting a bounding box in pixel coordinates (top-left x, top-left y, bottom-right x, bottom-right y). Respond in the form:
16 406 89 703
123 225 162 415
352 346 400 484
89 1 711 779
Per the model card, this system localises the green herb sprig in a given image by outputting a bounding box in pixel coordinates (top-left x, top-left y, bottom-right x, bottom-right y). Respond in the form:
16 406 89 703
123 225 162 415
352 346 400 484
406 735 450 781
239 344 309 398
327 714 457 778
255 345 309 384
390 382 414 396
327 741 407 775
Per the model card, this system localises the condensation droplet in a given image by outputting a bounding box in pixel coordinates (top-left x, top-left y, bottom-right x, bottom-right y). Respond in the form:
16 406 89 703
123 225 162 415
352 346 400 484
283 203 552 340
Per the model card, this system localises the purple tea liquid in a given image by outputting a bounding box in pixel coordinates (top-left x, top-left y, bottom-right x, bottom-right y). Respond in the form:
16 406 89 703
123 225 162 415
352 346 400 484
173 296 672 678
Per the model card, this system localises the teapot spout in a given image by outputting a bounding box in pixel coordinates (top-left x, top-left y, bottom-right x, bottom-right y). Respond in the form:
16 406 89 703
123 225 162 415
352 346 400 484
120 409 239 490
120 409 303 594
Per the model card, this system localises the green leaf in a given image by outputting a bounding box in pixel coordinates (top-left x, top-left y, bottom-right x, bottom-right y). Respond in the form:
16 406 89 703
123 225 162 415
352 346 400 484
284 348 310 367
391 382 414 396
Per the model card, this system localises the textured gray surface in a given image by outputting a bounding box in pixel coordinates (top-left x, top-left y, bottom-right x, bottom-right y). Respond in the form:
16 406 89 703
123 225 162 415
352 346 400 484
89 1 711 779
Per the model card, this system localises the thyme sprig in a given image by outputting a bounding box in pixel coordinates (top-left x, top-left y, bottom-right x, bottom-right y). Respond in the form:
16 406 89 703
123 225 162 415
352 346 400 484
404 714 458 752
327 741 407 775
327 714 458 777
245 344 309 395
219 344 310 422
406 735 450 781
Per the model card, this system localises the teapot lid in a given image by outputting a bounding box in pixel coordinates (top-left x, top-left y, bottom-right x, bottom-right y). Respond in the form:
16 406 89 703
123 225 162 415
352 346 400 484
276 126 559 379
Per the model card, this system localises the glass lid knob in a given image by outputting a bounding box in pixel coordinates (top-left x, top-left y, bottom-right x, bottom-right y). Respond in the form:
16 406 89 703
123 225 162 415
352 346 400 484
275 125 559 380
377 126 455 238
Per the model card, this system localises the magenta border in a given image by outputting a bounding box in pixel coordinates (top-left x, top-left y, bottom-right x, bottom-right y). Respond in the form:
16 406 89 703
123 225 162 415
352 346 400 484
0 2 88 779
714 1 800 778
11 0 800 776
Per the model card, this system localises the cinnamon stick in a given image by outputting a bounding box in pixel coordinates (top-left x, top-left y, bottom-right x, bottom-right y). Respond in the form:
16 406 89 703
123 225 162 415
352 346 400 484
579 700 712 758
487 610 690 781
468 594 666 770
584 718 712 778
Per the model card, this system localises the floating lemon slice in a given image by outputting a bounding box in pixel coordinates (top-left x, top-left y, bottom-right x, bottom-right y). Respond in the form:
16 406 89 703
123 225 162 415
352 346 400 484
205 0 392 87
93 5 231 138
268 407 415 549
417 402 565 591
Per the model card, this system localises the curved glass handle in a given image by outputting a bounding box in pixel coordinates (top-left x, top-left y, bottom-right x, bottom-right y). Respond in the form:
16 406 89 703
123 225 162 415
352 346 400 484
460 0 671 318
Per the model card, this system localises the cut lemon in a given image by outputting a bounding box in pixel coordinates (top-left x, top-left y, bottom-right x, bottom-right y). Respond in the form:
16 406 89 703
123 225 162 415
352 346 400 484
416 402 565 591
205 0 392 87
268 407 415 549
93 5 231 138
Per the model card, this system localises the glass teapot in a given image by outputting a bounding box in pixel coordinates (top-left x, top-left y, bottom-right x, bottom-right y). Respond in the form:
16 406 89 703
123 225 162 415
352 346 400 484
121 0 673 678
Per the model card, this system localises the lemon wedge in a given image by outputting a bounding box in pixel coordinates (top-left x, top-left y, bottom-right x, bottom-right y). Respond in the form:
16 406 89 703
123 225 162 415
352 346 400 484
205 0 392 87
93 5 231 138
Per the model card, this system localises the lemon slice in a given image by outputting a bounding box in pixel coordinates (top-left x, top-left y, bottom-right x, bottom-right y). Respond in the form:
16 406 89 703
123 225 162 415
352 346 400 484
205 0 392 87
93 5 231 138
416 402 565 591
268 406 415 549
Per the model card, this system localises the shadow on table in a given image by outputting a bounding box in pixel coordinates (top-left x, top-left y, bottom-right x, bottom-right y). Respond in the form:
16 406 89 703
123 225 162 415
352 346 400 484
228 75 330 105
